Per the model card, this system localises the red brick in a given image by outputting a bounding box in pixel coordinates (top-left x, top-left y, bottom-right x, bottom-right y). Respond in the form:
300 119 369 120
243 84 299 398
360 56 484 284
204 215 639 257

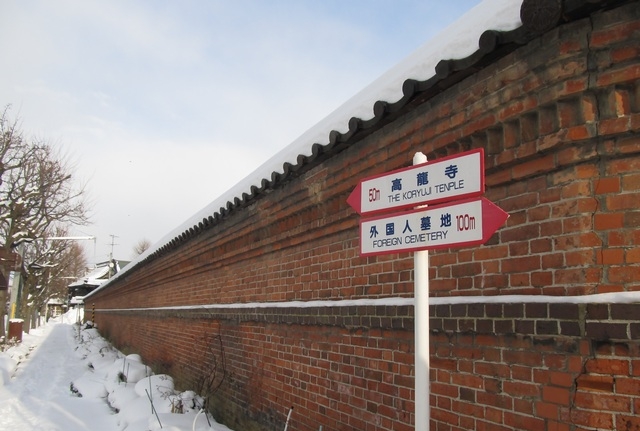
562 215 592 234
501 255 541 273
561 179 592 198
606 192 640 211
594 212 625 230
627 249 640 263
616 415 640 431
617 376 640 395
600 116 633 135
502 381 540 398
597 249 625 265
555 232 603 249
597 64 640 87
565 249 596 266
576 375 614 392
595 176 621 194
531 271 553 286
571 410 614 429
580 92 598 122
474 245 508 261
512 154 555 180
543 386 571 405
575 391 632 412
607 155 640 173
590 20 640 47
566 125 596 141
612 45 640 62
504 411 545 431
609 266 640 283
624 172 640 192
536 401 559 420
500 224 540 243
485 168 512 186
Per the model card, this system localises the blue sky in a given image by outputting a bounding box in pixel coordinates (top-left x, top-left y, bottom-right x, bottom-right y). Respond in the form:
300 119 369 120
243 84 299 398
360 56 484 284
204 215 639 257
0 0 483 263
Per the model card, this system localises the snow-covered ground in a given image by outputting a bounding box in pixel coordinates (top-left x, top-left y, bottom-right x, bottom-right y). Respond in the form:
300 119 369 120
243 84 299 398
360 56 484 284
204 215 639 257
0 311 233 431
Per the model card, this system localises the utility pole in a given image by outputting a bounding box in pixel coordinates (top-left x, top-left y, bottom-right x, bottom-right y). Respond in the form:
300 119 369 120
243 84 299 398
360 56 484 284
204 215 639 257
108 235 119 278
108 235 119 257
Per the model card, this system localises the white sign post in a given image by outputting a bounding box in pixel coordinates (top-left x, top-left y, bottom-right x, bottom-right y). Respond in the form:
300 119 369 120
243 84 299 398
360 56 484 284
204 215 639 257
347 148 509 430
412 152 430 431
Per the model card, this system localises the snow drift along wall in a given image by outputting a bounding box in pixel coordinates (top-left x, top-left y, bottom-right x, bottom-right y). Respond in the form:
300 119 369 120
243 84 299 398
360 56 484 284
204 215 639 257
88 1 640 430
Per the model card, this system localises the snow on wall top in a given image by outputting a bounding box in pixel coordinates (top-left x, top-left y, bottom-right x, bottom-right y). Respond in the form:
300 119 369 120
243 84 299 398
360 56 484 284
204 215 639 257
91 0 526 292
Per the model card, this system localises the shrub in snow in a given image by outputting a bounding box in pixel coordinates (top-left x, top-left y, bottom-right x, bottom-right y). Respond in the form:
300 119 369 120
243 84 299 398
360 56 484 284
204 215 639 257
116 389 176 431
70 321 223 431
0 336 22 353
178 390 206 413
86 347 120 371
105 356 153 394
126 353 143 362
80 327 101 343
70 369 109 398
74 325 115 364
123 354 153 382
134 374 175 398
108 383 139 412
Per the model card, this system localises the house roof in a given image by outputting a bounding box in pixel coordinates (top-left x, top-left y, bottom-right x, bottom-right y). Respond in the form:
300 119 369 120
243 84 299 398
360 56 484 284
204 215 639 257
69 260 128 288
68 265 110 288
69 296 84 305
87 0 633 297
47 298 65 305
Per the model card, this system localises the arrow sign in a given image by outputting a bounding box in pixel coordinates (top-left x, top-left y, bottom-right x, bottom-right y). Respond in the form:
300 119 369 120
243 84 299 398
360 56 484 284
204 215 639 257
347 148 485 216
359 197 508 256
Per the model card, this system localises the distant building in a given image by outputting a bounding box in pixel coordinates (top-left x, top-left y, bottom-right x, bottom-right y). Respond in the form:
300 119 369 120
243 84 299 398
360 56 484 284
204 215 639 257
46 298 65 320
68 259 129 300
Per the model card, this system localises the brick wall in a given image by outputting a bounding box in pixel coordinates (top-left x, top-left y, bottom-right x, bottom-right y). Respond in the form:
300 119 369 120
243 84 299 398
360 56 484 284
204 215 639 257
95 304 416 431
89 2 640 430
430 301 640 431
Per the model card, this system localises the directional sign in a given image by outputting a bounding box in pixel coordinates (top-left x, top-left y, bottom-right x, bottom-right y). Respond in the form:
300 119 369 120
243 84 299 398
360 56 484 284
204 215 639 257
347 148 484 216
359 197 508 256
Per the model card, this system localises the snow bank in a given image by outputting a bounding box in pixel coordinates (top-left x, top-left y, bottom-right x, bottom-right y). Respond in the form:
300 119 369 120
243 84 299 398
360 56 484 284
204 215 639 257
0 326 40 386
68 319 226 431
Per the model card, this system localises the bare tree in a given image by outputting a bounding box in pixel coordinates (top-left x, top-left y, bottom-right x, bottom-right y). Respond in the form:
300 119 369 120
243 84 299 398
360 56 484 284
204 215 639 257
18 228 87 330
132 238 152 258
1 141 89 246
0 106 27 185
0 106 90 337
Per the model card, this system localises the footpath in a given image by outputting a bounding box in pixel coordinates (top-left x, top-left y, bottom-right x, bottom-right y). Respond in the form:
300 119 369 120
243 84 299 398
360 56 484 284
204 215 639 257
0 320 117 431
